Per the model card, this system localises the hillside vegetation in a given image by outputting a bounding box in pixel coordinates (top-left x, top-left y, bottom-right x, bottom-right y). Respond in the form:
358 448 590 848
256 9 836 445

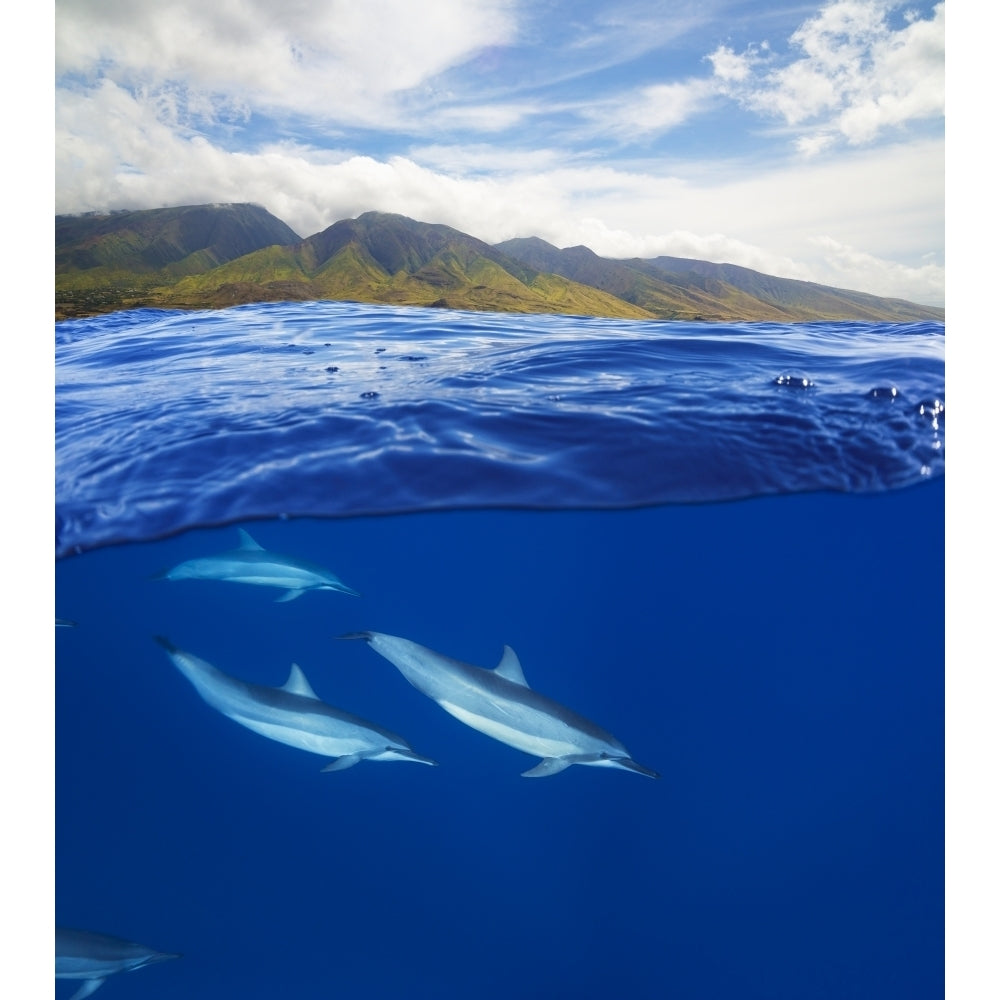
56 205 944 323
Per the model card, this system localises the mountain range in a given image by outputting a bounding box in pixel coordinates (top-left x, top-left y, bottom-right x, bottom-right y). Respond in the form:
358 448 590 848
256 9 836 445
55 203 944 323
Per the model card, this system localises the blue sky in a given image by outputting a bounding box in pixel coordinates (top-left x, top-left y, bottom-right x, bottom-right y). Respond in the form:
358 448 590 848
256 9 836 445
54 0 944 304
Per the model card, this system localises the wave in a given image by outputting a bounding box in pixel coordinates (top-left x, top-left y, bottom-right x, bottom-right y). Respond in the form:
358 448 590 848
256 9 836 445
55 301 944 557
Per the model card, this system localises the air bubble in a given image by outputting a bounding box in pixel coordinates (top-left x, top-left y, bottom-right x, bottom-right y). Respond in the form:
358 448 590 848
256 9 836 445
867 386 899 399
774 374 814 388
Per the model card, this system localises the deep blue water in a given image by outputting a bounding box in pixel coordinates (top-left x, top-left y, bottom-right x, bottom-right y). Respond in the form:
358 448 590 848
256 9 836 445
55 302 944 999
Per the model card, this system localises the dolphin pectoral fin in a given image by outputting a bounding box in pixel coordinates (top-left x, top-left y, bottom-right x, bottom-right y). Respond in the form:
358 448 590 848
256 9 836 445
275 589 306 603
522 753 660 778
521 757 574 778
68 979 107 1000
321 753 375 772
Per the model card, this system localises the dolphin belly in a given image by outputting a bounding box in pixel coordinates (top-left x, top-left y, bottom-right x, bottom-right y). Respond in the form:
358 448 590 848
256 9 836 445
230 714 381 759
437 700 601 760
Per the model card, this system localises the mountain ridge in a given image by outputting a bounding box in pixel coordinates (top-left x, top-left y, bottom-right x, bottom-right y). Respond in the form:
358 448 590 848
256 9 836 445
55 204 944 322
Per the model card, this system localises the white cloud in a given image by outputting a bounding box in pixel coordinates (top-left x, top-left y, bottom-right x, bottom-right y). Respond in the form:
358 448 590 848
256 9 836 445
795 133 836 157
56 0 517 127
428 101 543 134
713 1 945 150
407 143 569 174
567 218 815 279
706 44 756 83
810 235 944 303
580 78 720 138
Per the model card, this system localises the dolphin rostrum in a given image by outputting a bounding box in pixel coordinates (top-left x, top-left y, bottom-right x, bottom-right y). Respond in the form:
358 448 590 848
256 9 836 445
340 631 659 779
56 927 180 1000
155 636 436 771
155 527 360 601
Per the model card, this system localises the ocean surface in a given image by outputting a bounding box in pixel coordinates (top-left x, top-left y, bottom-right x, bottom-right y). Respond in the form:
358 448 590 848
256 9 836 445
55 301 944 999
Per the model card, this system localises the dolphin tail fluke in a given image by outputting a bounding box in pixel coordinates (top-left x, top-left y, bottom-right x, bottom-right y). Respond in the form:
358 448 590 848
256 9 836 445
275 589 305 603
338 631 374 641
68 979 107 1000
331 582 362 598
522 757 574 778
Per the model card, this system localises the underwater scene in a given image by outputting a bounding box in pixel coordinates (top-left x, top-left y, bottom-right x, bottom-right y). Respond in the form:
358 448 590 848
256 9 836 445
56 302 944 999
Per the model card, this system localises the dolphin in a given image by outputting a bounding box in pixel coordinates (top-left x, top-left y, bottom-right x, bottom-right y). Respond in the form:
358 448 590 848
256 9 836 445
154 636 436 771
155 527 360 601
340 631 659 779
56 927 180 1000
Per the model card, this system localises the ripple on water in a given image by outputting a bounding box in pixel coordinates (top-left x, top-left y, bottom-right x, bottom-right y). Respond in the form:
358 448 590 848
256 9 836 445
55 302 945 556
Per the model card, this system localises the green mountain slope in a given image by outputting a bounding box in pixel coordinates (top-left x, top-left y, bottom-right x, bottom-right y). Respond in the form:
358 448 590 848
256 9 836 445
54 204 944 322
494 237 785 320
55 204 301 318
161 212 654 319
495 237 944 323
640 256 944 321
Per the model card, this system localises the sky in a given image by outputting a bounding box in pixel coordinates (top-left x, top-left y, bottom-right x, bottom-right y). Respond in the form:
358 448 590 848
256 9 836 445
54 0 945 306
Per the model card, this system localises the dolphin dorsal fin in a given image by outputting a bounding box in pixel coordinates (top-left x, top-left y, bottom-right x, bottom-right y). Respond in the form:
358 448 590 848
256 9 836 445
494 646 528 686
237 528 265 550
281 663 319 699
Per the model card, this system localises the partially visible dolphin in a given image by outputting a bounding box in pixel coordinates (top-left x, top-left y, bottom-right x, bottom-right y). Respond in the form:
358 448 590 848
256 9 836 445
155 636 437 771
56 927 180 1000
155 527 360 601
341 631 659 779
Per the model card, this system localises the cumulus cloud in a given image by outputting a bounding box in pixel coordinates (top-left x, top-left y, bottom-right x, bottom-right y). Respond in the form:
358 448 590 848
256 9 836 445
706 43 758 83
56 0 517 127
711 0 944 150
810 235 944 304
567 217 814 279
533 1 944 151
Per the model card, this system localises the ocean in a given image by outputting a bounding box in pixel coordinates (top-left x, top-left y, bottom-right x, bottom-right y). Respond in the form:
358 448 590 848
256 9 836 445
55 301 944 999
